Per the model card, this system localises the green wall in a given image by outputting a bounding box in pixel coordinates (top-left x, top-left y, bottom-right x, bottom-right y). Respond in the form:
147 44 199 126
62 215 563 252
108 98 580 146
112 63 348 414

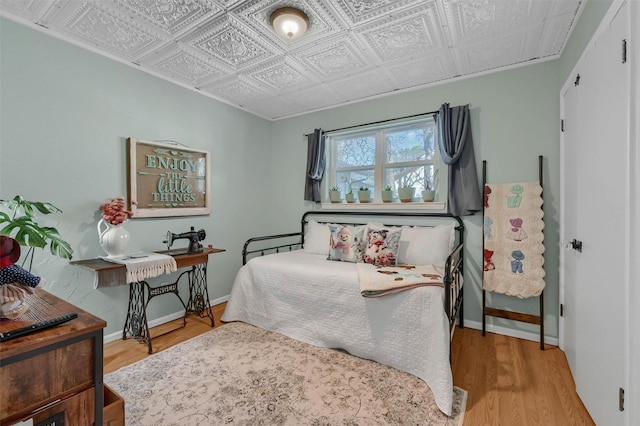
271 62 561 337
0 17 272 336
0 0 611 340
269 0 612 340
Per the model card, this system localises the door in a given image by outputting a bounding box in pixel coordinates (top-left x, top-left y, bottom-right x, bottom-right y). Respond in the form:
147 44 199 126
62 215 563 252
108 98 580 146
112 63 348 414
560 2 629 425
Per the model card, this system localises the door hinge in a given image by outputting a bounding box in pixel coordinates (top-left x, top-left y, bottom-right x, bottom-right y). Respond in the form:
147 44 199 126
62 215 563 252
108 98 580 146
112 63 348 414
619 387 625 411
574 74 580 86
622 39 627 64
561 119 564 132
560 303 564 317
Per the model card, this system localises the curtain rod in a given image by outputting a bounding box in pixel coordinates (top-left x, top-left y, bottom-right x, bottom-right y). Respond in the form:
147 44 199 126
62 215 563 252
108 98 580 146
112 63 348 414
304 110 439 137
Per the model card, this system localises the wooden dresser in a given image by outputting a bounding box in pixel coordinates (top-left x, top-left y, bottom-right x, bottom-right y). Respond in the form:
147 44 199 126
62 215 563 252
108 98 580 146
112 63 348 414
0 289 107 425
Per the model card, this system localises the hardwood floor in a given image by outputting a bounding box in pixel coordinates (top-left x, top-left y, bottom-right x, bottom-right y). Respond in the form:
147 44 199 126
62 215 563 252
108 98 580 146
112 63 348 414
451 328 595 425
104 304 594 425
103 303 227 374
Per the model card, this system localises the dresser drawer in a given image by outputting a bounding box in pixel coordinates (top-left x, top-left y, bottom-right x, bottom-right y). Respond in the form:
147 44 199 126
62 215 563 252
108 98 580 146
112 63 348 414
1 338 95 421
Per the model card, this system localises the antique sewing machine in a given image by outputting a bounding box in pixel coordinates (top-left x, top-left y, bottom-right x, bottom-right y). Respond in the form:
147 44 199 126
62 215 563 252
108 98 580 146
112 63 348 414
163 227 206 255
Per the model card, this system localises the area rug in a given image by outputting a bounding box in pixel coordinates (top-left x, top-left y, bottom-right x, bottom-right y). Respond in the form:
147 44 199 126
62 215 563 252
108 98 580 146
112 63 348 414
105 322 467 425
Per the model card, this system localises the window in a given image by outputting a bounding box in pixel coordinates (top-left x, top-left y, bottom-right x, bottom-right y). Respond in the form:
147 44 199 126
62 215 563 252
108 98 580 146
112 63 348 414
326 117 440 203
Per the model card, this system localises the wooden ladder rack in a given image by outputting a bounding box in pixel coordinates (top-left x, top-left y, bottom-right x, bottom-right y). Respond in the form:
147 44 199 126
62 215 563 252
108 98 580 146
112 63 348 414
482 155 545 350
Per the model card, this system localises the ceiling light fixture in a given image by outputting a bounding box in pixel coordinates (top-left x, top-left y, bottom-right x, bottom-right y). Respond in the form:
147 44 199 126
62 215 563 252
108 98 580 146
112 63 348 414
270 7 309 41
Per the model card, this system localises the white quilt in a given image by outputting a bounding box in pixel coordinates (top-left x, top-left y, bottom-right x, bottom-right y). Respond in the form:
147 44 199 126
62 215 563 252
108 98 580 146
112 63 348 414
221 250 454 416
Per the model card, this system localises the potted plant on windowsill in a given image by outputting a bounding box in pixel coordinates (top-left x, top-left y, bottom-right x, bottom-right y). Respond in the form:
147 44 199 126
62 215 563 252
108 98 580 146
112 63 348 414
398 186 415 203
345 189 355 203
329 186 342 203
422 169 439 202
381 185 393 203
358 187 371 203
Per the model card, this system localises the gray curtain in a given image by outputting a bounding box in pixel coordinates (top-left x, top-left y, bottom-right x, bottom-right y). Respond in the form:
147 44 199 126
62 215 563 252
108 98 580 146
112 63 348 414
435 103 482 216
304 128 326 202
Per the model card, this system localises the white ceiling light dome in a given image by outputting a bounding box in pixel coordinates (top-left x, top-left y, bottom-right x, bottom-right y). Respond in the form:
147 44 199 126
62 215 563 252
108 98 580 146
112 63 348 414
270 7 309 41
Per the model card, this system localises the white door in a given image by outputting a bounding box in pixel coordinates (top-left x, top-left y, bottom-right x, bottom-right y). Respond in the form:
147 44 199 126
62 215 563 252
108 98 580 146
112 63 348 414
560 2 629 425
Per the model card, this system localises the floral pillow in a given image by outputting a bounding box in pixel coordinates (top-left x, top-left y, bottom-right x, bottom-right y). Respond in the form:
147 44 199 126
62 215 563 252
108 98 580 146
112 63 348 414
362 226 402 266
328 225 366 263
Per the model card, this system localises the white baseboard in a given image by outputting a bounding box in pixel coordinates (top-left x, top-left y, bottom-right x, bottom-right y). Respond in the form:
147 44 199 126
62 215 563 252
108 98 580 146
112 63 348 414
105 297 558 348
463 319 559 347
103 294 230 344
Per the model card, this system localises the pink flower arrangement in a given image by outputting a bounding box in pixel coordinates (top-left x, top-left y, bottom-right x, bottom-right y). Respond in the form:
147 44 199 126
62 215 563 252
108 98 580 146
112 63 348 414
100 197 135 225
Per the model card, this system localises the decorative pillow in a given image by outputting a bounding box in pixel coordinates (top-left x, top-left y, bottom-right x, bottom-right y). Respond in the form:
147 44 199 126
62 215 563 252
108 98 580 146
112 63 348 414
328 225 366 263
398 222 456 267
303 220 331 255
362 226 402 266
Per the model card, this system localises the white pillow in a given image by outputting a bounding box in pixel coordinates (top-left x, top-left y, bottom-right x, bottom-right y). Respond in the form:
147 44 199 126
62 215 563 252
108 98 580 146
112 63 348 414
303 220 331 255
398 222 456 267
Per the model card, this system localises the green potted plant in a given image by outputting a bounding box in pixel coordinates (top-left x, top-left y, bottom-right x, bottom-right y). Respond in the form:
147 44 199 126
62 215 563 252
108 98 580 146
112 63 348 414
398 186 415 203
358 187 371 203
345 189 355 203
329 186 342 203
0 195 73 271
422 169 439 202
381 185 393 203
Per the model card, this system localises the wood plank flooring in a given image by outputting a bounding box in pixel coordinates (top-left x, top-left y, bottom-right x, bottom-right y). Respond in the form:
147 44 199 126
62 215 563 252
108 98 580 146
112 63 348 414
104 304 594 425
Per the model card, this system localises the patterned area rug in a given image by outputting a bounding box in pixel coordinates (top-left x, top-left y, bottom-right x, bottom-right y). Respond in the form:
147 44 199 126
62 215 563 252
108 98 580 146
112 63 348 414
105 322 467 425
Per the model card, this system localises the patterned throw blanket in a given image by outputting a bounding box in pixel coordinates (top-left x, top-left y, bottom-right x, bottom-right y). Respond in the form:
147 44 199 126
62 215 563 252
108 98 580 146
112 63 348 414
101 252 177 283
357 263 444 297
483 182 545 298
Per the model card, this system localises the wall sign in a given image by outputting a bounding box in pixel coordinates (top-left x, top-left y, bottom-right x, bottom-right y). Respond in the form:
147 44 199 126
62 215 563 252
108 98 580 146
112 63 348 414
127 138 210 218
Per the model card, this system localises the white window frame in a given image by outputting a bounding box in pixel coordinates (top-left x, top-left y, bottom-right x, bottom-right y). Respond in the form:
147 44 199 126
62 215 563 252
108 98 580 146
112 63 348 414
322 116 446 210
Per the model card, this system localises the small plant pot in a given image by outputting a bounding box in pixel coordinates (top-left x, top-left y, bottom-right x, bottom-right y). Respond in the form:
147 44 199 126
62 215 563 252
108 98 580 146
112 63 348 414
358 190 371 203
422 189 435 202
346 193 355 203
329 190 342 203
398 187 415 203
381 190 393 203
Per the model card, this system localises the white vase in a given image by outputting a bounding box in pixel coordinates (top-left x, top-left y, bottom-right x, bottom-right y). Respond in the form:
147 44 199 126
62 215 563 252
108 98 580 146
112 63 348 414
358 190 371 203
97 218 130 258
398 187 415 203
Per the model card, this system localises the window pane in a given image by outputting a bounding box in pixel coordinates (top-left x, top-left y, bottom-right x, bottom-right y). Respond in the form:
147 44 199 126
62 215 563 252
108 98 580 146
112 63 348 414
385 127 435 163
385 164 433 192
336 136 375 167
337 169 374 193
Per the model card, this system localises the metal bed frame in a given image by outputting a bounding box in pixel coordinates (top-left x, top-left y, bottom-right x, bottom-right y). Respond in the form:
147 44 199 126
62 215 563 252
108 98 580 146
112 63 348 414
242 210 465 336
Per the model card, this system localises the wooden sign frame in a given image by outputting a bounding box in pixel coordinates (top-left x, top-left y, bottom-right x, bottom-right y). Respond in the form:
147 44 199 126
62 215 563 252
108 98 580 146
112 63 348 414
127 138 211 218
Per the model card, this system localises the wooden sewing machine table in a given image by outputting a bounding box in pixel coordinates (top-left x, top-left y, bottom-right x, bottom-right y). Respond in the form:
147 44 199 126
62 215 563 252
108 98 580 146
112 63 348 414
71 248 225 354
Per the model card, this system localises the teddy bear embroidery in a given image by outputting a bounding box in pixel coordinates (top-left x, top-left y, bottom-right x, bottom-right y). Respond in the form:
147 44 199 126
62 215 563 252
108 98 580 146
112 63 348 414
484 216 494 239
483 185 492 208
483 249 495 271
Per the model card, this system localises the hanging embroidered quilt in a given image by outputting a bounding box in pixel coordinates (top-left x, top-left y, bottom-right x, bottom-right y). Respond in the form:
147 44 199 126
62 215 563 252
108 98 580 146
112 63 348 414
483 182 545 298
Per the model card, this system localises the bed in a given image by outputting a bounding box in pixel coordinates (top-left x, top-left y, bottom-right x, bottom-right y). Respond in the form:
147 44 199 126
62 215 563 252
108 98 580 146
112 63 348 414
221 211 464 416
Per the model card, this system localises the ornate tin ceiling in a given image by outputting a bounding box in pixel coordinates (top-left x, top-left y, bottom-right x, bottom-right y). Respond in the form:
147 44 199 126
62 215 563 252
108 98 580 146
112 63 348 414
0 0 584 120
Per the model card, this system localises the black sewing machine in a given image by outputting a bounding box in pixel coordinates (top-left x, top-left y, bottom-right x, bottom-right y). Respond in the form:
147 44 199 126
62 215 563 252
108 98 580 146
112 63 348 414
163 227 206 255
